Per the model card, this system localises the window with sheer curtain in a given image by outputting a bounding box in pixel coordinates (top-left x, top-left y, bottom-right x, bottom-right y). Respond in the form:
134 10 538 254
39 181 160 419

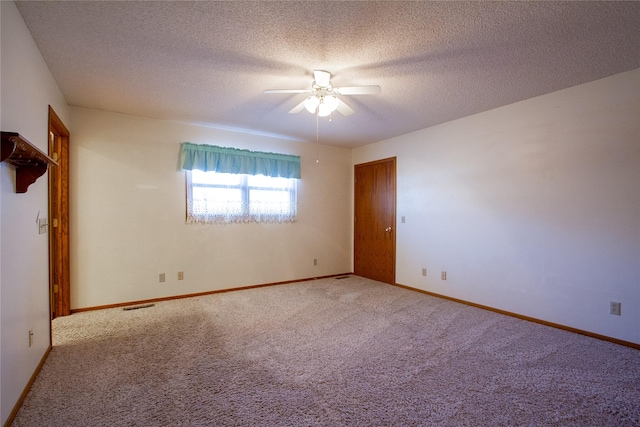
180 143 300 224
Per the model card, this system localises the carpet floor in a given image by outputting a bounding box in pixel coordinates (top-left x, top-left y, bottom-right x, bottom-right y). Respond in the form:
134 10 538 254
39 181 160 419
11 276 640 426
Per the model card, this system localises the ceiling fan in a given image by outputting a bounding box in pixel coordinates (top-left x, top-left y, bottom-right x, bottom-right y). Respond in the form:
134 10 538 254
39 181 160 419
265 70 381 117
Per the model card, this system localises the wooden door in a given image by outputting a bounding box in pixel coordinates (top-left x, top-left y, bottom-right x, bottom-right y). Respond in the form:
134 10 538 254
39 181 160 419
354 157 396 284
49 106 70 319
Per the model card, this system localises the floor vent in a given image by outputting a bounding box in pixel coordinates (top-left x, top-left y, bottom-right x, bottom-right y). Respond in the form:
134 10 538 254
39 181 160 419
123 303 155 311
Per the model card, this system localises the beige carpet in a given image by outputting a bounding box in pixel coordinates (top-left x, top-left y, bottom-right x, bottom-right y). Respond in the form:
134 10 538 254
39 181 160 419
11 276 640 426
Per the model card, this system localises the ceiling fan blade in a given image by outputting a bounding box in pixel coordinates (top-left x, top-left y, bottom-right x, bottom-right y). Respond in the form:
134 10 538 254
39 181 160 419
314 70 331 88
264 89 310 94
336 99 354 116
335 85 381 95
288 100 307 114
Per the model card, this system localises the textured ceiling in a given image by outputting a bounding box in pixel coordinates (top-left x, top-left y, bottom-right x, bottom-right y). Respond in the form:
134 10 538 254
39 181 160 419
15 1 640 148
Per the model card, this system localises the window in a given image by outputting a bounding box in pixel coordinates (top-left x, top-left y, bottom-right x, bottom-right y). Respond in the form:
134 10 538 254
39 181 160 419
180 142 300 224
186 170 297 224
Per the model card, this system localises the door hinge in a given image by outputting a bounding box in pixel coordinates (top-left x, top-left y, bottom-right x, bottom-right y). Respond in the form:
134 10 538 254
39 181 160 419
52 152 59 162
53 284 59 293
52 218 59 228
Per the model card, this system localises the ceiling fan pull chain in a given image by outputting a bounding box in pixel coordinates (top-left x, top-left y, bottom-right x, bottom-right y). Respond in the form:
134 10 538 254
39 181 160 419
316 112 320 163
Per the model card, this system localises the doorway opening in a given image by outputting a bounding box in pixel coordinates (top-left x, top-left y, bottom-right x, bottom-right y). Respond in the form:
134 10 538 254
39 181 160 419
48 106 70 320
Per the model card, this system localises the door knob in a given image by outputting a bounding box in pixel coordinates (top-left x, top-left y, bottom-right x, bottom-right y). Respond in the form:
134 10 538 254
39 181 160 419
385 226 392 233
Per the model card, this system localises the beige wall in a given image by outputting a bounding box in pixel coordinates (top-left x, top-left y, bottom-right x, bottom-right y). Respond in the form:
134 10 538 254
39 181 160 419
69 107 352 309
353 69 640 345
0 2 71 423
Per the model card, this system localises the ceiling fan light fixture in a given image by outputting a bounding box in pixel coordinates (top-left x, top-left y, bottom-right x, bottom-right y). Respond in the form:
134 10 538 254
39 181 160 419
317 95 339 117
324 95 339 112
266 70 379 117
304 96 320 113
317 101 331 117
317 106 332 117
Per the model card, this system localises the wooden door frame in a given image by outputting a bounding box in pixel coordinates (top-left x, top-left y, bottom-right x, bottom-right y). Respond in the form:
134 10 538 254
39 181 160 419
353 157 397 284
48 106 70 321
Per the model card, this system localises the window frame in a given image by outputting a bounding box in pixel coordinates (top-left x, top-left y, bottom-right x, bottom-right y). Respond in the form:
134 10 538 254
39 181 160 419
185 170 298 223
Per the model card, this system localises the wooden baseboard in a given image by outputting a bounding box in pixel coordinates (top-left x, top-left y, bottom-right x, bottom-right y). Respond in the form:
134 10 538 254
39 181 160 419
393 282 640 351
3 345 52 427
71 273 354 313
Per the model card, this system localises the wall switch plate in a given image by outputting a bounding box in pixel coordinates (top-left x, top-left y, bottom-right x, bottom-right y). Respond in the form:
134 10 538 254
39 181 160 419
314 258 318 266
610 301 621 316
29 329 34 347
401 216 406 223
422 268 427 277
441 271 447 280
159 273 166 283
178 272 184 280
38 218 47 234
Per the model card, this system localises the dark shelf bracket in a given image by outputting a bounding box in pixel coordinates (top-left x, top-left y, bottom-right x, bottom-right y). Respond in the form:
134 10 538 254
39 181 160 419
1 131 58 193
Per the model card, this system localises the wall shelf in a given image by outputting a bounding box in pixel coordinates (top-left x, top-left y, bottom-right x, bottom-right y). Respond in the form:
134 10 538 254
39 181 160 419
1 131 58 193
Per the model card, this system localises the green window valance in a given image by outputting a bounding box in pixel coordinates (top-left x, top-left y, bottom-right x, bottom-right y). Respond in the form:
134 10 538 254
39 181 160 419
180 142 301 179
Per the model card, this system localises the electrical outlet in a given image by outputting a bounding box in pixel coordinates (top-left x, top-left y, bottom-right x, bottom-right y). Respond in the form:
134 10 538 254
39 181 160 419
610 301 621 316
401 216 406 223
422 268 427 277
178 272 184 280
441 271 447 280
313 258 318 266
159 273 166 283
